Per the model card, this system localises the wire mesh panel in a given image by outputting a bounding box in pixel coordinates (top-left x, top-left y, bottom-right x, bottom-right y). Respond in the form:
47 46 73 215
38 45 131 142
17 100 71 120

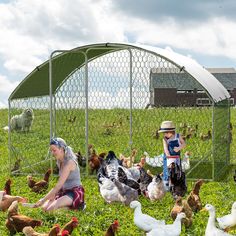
213 99 230 181
9 97 51 175
51 47 229 180
8 45 231 181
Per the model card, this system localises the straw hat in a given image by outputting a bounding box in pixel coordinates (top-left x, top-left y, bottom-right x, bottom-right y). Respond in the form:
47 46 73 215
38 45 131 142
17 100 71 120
158 121 175 133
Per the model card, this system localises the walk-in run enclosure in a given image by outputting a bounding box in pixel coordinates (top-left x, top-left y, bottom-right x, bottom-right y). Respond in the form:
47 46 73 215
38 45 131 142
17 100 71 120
8 43 231 181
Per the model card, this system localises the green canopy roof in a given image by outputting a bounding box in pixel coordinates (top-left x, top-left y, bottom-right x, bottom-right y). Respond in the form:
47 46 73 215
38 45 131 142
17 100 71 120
9 43 230 102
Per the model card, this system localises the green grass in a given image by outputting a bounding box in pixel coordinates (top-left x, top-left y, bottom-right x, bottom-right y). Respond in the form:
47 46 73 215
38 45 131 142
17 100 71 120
0 108 236 235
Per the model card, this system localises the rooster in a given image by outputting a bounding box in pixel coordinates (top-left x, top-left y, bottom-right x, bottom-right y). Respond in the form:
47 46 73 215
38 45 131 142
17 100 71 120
104 219 119 236
187 179 204 212
4 178 12 195
6 201 42 234
169 162 187 199
22 224 60 236
27 169 52 193
59 217 78 235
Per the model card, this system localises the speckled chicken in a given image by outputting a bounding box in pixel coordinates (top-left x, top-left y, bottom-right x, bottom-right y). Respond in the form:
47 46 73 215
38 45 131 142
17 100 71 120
147 174 166 201
6 200 42 235
27 169 52 193
187 179 204 212
112 179 139 205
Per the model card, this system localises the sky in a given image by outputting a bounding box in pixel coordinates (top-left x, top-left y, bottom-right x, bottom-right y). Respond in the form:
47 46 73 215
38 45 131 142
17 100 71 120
0 0 235 108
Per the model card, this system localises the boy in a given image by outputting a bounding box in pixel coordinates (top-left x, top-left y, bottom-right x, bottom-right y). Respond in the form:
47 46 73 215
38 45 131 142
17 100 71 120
158 120 186 197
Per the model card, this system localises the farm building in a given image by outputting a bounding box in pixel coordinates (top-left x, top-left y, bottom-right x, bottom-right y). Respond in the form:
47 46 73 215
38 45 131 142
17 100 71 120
149 67 236 107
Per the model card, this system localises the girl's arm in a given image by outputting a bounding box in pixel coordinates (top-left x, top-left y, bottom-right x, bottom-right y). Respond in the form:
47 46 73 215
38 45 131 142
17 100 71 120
36 160 76 206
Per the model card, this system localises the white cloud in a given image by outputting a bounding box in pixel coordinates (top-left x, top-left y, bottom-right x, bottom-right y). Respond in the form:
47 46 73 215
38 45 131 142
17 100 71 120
0 0 235 108
0 74 20 108
0 74 20 93
119 16 236 61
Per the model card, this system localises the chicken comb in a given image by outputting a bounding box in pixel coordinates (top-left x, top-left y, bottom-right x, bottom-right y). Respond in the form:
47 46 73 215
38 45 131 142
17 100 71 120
113 219 119 226
72 216 78 222
61 230 69 236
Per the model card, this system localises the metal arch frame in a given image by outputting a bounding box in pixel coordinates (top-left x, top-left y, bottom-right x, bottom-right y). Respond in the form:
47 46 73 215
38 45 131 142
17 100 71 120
9 42 230 103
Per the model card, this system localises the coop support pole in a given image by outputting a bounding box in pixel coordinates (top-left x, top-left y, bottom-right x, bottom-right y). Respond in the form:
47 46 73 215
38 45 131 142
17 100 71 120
84 53 89 176
49 51 54 172
212 103 215 180
8 100 11 175
127 48 133 156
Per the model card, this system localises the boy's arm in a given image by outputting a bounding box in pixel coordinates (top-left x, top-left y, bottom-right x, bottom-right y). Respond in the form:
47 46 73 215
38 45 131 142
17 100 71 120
163 138 170 156
174 135 186 153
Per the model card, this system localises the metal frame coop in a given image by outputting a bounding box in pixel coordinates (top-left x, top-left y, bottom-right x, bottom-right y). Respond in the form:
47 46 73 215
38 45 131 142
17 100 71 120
8 43 231 181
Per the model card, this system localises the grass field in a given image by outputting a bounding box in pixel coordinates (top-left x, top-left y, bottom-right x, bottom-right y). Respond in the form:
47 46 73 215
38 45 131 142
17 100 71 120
0 108 236 235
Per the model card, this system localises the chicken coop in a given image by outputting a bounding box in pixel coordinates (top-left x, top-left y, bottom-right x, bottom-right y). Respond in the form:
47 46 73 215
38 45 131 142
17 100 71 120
7 43 231 181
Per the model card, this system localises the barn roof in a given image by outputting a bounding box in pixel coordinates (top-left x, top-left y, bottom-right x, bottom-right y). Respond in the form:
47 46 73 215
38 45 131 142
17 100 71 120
9 43 230 103
151 67 236 91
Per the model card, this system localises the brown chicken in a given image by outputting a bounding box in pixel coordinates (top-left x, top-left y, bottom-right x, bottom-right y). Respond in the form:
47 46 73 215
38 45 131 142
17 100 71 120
119 149 138 168
200 130 212 141
11 159 21 173
89 152 106 174
0 190 27 212
4 178 12 195
22 224 60 236
187 179 204 212
104 219 119 236
27 169 52 193
59 217 78 235
170 196 193 227
6 201 42 235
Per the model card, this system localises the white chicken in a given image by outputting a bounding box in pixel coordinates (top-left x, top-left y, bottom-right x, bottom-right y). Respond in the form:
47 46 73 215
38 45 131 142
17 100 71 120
217 202 236 231
181 151 190 171
203 204 232 236
98 176 123 204
144 152 164 167
147 174 166 201
146 212 186 236
130 200 165 232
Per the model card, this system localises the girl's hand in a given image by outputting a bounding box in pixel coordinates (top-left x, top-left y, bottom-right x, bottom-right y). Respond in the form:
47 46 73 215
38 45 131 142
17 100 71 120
34 198 45 208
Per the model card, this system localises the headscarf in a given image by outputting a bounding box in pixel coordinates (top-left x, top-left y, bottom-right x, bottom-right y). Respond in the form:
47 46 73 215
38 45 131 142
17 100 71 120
50 137 77 162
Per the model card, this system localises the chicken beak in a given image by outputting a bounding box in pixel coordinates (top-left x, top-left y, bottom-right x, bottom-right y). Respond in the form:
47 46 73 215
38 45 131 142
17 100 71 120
200 208 207 212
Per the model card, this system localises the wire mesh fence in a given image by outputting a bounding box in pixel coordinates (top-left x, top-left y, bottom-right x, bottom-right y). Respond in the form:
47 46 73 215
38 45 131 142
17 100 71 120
8 46 231 181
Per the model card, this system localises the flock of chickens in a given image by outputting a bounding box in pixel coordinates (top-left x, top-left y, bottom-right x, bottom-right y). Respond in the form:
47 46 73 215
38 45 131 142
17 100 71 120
0 176 80 235
2 143 236 235
0 175 119 236
92 149 236 235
